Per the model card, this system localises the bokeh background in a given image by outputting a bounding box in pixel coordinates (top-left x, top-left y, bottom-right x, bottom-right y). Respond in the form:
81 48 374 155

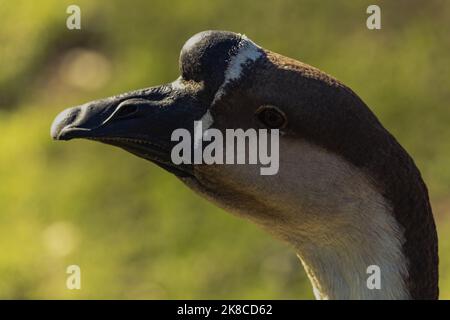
1 0 449 299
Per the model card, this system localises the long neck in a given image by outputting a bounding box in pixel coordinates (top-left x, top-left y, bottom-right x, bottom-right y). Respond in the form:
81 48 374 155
246 49 438 298
293 202 410 299
285 140 437 299
269 141 414 299
185 139 438 299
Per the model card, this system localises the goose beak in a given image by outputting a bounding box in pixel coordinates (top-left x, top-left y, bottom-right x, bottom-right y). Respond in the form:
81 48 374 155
51 84 206 177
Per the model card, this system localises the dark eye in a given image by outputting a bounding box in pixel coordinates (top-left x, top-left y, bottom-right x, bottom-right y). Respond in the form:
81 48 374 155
256 105 287 129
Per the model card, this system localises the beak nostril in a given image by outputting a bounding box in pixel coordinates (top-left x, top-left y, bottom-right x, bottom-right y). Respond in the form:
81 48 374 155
114 104 139 119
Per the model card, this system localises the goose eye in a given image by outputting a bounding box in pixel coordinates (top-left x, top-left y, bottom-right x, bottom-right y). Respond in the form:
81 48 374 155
256 106 287 129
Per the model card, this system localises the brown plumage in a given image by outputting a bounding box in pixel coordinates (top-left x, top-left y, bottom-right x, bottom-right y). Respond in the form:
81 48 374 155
51 30 438 299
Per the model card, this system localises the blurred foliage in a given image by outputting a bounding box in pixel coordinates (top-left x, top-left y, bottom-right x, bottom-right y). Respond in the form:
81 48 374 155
0 0 449 299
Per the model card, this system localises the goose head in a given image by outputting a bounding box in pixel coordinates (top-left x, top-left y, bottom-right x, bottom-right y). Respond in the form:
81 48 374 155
51 30 438 300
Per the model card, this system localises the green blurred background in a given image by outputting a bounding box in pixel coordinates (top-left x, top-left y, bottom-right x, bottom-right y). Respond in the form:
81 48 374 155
1 0 449 299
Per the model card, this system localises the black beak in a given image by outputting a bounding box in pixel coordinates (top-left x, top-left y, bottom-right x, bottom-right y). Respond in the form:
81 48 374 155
51 82 207 177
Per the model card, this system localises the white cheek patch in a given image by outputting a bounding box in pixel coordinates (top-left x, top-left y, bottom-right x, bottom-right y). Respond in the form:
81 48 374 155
199 109 214 130
171 77 185 90
194 110 214 148
213 35 263 104
172 77 213 149
224 35 262 82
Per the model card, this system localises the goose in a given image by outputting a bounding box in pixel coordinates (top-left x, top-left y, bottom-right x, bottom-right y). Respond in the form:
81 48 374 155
50 30 438 300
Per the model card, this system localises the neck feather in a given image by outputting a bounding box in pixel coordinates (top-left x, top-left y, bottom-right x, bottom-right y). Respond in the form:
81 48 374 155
187 139 437 299
294 202 410 299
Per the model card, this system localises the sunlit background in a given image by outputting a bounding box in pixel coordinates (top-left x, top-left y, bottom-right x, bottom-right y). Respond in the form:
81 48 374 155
1 0 449 299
